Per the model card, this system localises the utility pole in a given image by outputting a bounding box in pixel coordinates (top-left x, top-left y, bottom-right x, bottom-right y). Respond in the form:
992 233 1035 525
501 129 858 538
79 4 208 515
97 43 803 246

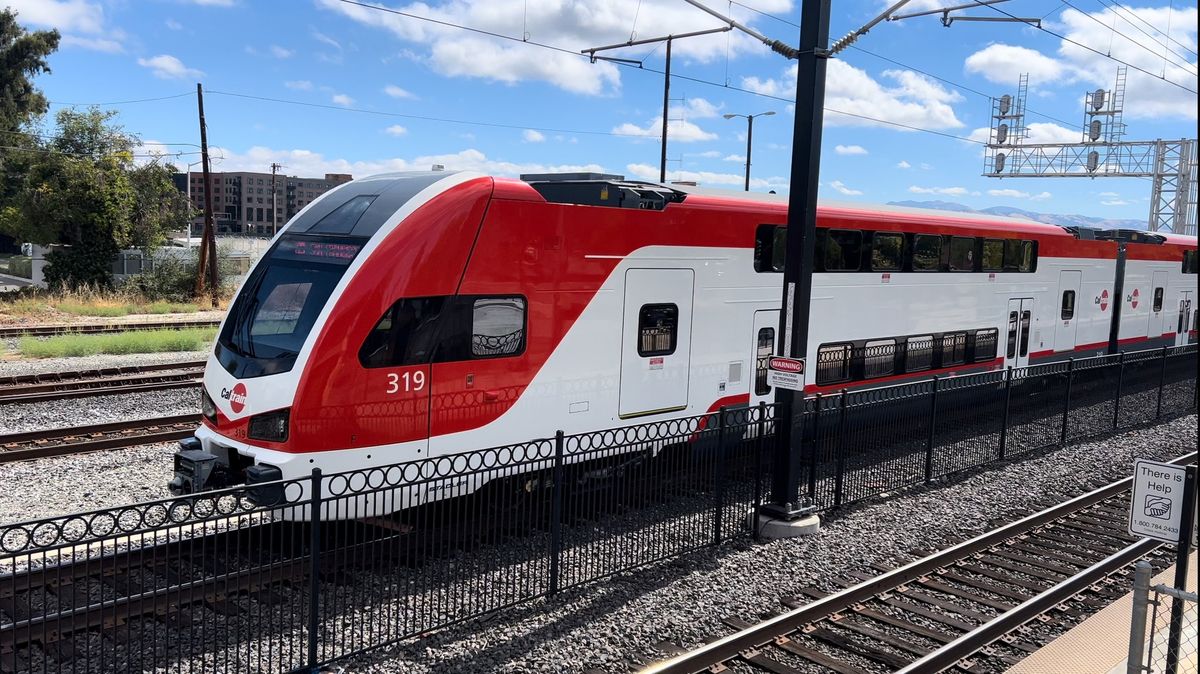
270 162 283 237
194 82 219 306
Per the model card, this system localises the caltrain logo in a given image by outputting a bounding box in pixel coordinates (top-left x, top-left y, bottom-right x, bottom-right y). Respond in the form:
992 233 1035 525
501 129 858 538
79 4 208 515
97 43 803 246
221 383 248 414
1129 288 1140 309
1096 289 1110 311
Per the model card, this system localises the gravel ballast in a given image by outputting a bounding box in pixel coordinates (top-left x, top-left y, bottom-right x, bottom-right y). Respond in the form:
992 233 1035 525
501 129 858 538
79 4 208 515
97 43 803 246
0 349 209 379
0 387 200 435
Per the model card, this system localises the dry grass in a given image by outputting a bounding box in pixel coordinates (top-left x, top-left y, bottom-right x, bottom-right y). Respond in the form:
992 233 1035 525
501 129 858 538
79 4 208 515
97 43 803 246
0 287 212 323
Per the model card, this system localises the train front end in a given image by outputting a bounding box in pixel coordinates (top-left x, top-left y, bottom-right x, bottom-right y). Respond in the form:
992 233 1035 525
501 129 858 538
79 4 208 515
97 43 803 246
168 170 493 502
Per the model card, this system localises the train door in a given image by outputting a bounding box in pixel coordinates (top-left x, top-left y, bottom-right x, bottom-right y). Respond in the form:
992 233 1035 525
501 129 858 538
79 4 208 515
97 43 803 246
1053 271 1081 353
750 310 779 408
1177 292 1193 346
1148 271 1167 340
618 269 694 418
1004 298 1034 368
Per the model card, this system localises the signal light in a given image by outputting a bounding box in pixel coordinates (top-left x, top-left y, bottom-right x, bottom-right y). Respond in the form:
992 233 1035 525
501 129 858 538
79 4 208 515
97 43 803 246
248 408 290 442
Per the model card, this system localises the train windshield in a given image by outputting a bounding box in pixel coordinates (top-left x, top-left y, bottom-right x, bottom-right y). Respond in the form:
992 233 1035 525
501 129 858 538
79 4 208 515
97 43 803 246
217 234 366 377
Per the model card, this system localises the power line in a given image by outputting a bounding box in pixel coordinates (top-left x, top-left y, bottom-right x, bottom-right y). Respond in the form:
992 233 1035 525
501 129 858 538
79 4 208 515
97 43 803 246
46 92 195 107
0 129 204 148
1062 0 1197 75
976 0 1198 94
1102 0 1198 57
0 144 202 159
729 0 799 28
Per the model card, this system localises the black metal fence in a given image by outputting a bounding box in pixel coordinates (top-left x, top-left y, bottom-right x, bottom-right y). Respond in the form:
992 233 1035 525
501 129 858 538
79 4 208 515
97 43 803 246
0 345 1194 673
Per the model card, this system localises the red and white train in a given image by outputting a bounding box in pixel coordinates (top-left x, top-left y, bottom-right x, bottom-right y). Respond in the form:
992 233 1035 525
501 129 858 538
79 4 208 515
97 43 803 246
169 171 1198 495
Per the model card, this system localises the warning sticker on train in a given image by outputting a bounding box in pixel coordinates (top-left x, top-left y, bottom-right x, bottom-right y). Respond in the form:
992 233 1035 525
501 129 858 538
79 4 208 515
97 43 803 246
767 356 805 391
1128 459 1187 543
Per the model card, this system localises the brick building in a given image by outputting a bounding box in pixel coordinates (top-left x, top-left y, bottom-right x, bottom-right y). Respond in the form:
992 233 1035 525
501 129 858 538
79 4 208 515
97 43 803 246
176 171 353 236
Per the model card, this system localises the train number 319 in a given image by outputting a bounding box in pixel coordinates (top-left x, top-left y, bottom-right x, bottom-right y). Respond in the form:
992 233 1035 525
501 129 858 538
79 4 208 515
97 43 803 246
386 371 426 393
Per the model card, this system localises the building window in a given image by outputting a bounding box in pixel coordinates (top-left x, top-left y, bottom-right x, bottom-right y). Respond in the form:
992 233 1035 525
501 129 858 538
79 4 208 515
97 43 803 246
904 335 934 372
871 232 903 271
948 236 975 271
816 343 853 385
1061 290 1076 320
1153 287 1164 312
755 327 774 395
941 332 967 366
862 339 896 379
256 208 264 222
982 239 1004 271
637 304 678 357
911 234 941 271
822 229 862 271
973 329 999 362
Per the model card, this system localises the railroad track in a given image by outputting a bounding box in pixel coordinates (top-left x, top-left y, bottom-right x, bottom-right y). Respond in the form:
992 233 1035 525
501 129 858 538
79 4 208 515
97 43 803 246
0 414 200 463
0 360 205 405
0 319 221 339
637 452 1197 674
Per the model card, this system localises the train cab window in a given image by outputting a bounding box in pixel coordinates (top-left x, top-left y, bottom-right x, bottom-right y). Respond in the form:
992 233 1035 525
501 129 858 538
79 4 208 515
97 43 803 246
755 328 775 395
471 297 527 357
823 229 863 271
941 332 967 366
359 295 527 367
911 234 941 271
948 237 976 272
1153 287 1164 312
816 343 853 385
870 232 903 271
904 335 934 372
862 339 896 379
754 225 786 273
1061 290 1076 320
638 304 678 357
307 195 377 235
982 239 1004 271
359 297 447 368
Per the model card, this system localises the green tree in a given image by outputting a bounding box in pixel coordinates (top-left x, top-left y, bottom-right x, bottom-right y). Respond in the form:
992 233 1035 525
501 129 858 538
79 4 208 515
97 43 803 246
129 161 192 249
0 9 60 134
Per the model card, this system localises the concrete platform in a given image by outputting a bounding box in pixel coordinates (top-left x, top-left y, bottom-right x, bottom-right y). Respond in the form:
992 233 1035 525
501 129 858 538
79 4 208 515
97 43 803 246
748 511 821 539
1006 550 1197 674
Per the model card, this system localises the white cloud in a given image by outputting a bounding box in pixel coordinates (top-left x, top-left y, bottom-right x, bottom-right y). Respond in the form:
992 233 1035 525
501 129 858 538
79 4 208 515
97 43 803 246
723 154 746 163
896 160 912 169
165 18 182 30
284 80 314 91
331 93 355 106
522 129 546 143
384 125 408 136
987 189 1052 201
137 54 204 79
909 185 971 197
829 180 864 196
626 163 789 190
314 0 793 95
312 29 343 51
614 97 722 142
1102 198 1132 206
692 150 722 158
6 0 105 33
270 45 294 59
187 0 236 5
383 84 415 99
966 45 1068 85
61 35 123 53
835 144 868 156
1099 191 1119 197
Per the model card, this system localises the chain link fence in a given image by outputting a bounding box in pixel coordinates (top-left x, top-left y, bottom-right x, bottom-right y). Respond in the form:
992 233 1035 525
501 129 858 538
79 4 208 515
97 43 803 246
1128 561 1198 674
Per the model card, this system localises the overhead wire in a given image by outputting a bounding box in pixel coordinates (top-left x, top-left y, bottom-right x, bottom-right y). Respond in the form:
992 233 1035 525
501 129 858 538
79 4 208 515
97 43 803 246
1103 0 1197 57
0 144 202 159
1061 0 1197 75
46 92 195 107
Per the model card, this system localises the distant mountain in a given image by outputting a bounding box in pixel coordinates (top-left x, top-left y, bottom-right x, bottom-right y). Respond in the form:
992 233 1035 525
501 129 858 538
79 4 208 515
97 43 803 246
887 200 1146 231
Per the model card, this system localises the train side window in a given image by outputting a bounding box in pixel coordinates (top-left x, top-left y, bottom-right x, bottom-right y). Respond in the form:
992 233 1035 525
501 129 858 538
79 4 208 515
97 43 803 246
1006 311 1018 358
911 234 941 271
941 331 967 366
1153 287 1164 312
862 339 896 379
754 225 786 273
823 229 863 271
1002 240 1024 271
359 296 448 368
1019 310 1031 356
1182 250 1196 274
1061 290 1076 320
904 335 934 372
755 328 775 395
948 236 975 271
471 297 526 357
871 232 903 271
982 239 1004 271
1020 240 1036 272
973 329 999 362
816 343 853 385
638 304 678 357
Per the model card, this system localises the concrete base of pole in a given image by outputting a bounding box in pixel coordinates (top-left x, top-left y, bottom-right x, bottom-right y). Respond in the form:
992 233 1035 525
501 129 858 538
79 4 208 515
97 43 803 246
748 511 821 539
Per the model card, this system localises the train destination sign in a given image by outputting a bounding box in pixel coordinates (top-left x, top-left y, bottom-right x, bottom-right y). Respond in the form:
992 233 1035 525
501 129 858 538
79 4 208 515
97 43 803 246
767 355 806 392
1128 459 1187 544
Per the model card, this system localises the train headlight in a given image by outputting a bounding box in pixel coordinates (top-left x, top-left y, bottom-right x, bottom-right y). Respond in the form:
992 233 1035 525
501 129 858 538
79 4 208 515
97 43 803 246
201 389 218 423
248 408 290 443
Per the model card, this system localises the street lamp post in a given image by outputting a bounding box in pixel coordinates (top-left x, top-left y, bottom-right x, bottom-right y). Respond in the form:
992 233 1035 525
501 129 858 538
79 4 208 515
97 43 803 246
723 111 775 191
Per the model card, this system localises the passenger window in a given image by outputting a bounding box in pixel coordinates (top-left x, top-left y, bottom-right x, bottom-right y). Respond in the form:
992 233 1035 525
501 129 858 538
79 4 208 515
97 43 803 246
1006 311 1018 358
911 234 941 271
862 339 896 379
754 225 786 273
1003 240 1024 271
471 297 526 357
1153 287 1164 312
638 304 678 357
973 329 999 362
755 328 775 395
823 229 863 271
1061 290 1076 320
1019 311 1031 356
904 335 934 372
982 239 1004 271
941 332 967 366
948 236 975 272
1019 240 1036 272
816 343 853 385
871 232 903 271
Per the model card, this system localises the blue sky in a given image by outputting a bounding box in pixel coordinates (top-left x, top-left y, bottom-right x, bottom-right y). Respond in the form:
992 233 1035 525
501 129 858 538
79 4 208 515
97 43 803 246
8 0 1198 223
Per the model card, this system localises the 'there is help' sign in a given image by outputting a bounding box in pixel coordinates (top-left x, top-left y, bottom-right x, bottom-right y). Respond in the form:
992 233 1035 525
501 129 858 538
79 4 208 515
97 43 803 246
1128 459 1188 544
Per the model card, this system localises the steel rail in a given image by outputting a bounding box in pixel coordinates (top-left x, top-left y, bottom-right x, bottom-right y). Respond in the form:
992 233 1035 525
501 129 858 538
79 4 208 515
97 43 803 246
0 414 201 462
0 319 221 339
0 359 206 387
0 370 203 404
641 450 1198 674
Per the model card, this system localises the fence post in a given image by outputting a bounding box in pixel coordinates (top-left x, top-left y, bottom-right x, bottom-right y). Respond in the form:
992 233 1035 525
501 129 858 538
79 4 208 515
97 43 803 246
807 394 821 503
1059 359 1075 447
713 406 727 546
833 390 849 508
924 377 940 482
548 430 565 596
1113 352 1127 430
1165 465 1197 674
997 368 1013 460
306 468 323 672
1156 346 1168 419
1125 560 1152 674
